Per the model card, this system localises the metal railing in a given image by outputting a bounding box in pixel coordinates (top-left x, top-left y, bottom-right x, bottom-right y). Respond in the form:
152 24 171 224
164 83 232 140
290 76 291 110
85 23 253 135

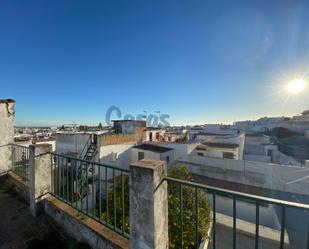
165 176 309 249
12 144 30 181
50 153 130 238
79 137 91 159
45 152 309 248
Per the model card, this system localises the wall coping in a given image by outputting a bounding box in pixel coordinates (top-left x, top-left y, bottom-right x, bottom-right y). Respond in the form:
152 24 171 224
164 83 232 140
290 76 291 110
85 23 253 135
130 159 165 170
0 99 15 104
8 171 29 188
45 195 130 249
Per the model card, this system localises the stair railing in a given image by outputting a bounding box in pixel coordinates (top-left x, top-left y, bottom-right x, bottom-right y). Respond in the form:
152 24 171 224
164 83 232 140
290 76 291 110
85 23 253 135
79 136 91 159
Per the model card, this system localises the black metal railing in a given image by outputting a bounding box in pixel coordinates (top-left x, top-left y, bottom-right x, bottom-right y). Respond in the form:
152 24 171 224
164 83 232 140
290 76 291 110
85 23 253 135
165 176 309 249
12 144 30 181
50 153 130 238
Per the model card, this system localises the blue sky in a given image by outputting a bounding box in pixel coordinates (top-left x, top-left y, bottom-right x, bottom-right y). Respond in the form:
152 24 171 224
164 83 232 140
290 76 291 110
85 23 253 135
1 0 309 126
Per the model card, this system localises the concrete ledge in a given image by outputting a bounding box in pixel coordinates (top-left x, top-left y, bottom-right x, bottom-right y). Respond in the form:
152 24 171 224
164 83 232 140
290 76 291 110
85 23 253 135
8 171 29 202
44 195 129 249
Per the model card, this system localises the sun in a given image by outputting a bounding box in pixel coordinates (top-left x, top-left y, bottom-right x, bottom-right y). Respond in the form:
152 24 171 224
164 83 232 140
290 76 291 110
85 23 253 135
286 78 306 95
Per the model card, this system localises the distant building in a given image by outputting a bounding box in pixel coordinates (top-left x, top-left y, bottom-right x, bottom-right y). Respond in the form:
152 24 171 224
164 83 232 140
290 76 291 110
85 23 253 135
194 142 240 159
55 120 147 170
145 128 165 142
113 120 146 134
243 134 275 162
233 110 309 133
243 133 302 166
132 143 175 166
191 132 245 160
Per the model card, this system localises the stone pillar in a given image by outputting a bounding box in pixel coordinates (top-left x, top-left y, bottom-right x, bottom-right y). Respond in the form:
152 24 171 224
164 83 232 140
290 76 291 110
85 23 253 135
0 99 15 175
29 144 53 216
130 159 169 249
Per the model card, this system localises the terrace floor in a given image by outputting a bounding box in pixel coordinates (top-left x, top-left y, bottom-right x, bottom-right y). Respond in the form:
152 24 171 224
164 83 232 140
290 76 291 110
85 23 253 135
0 176 71 249
208 223 281 249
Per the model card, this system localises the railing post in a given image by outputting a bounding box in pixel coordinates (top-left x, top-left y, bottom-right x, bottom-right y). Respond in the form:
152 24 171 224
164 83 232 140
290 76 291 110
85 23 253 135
129 159 169 249
0 99 15 175
29 144 52 216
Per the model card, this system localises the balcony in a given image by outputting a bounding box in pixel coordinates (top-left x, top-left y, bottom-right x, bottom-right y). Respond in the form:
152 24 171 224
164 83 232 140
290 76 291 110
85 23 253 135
1 143 309 249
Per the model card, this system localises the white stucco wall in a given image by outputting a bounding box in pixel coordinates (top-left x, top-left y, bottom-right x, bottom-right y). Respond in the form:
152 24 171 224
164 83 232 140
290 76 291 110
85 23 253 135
55 133 91 155
157 143 197 161
183 154 309 195
245 135 270 145
131 148 161 163
0 100 15 174
192 133 245 160
192 146 239 160
35 141 56 151
159 150 175 166
130 147 175 166
244 135 276 162
99 143 134 170
145 130 165 142
244 154 271 162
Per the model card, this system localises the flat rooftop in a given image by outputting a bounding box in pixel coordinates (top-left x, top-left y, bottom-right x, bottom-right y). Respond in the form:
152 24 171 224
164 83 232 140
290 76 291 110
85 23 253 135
133 143 173 153
56 130 109 135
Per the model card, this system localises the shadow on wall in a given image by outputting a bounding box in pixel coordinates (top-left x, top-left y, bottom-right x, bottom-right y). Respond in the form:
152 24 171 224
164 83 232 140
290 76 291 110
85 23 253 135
99 144 134 170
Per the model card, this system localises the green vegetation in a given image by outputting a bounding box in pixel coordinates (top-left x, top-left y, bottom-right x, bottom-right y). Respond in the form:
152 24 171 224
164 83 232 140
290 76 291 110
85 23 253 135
68 239 91 249
95 176 130 234
92 166 211 249
168 165 211 249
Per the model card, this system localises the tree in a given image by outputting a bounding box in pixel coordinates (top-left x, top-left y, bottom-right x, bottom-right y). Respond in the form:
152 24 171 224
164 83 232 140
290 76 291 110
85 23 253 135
168 165 211 249
96 175 130 234
94 165 211 248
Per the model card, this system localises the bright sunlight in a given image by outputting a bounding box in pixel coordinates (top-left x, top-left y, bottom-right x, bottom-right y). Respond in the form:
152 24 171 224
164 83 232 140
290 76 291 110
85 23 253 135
286 78 306 95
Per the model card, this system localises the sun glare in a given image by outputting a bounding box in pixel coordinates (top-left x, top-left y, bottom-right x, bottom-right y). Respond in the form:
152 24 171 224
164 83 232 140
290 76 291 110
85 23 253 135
286 78 306 95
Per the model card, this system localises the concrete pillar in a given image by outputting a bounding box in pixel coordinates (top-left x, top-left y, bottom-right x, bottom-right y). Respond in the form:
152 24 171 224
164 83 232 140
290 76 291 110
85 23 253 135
29 144 53 216
0 99 15 175
129 159 169 249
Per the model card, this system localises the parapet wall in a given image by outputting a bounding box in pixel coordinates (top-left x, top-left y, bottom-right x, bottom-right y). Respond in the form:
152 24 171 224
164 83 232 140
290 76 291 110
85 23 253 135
44 195 129 249
101 133 143 145
181 155 309 196
0 99 15 174
7 171 29 202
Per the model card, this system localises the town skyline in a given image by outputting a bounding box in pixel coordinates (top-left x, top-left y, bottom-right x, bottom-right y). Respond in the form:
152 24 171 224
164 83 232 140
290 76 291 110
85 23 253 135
13 105 309 127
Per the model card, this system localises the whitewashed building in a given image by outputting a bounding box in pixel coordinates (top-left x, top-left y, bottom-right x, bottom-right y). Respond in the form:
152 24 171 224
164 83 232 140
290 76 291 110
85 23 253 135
131 143 175 166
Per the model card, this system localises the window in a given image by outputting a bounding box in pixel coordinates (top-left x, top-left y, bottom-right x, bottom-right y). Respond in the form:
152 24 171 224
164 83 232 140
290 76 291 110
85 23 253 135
166 156 170 164
149 132 153 141
223 152 234 159
197 152 204 156
138 151 144 160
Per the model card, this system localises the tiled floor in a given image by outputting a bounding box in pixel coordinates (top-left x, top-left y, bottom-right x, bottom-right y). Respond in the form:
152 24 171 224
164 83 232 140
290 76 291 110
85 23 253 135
0 176 67 249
